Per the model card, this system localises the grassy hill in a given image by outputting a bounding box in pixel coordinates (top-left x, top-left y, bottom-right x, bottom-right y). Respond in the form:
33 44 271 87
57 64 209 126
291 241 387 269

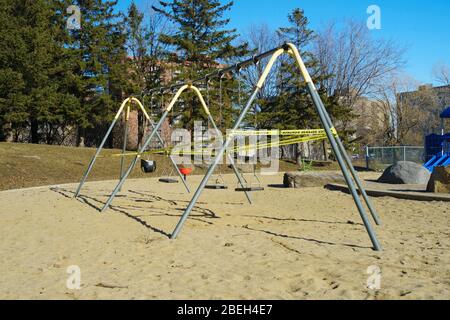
0 142 310 191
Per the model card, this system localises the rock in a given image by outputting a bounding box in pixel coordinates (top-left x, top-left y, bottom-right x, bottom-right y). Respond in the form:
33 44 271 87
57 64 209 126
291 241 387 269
427 166 450 193
377 161 430 185
283 172 345 188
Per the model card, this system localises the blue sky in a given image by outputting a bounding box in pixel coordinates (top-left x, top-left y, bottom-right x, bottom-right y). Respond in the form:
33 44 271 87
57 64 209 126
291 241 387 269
116 0 450 85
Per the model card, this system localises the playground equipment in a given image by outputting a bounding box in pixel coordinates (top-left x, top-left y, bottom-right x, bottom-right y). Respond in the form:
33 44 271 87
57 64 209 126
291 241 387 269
178 167 193 181
235 163 265 192
205 173 228 189
141 159 157 173
424 152 450 172
424 106 450 173
159 167 179 184
169 43 382 251
74 97 190 197
99 84 253 210
77 43 383 251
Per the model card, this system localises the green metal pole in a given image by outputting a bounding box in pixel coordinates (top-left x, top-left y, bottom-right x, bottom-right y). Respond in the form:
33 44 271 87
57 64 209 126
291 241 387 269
75 117 119 198
171 88 261 239
315 96 382 226
120 119 129 180
307 84 382 250
207 113 252 204
101 110 170 212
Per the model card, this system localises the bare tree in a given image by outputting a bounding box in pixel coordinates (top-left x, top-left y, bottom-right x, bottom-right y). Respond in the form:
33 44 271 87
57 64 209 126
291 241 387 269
371 74 440 145
124 1 172 146
125 0 172 93
238 23 281 128
313 20 406 110
240 23 280 98
432 62 450 85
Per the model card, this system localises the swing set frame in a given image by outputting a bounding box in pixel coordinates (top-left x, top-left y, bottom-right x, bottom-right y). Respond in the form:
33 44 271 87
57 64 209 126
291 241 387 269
170 43 382 250
76 43 384 251
74 96 191 196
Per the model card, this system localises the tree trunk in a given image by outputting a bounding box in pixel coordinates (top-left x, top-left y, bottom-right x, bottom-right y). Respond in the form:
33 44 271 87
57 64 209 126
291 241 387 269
295 143 302 165
138 111 144 148
76 126 85 147
30 119 39 144
322 140 328 161
0 121 4 141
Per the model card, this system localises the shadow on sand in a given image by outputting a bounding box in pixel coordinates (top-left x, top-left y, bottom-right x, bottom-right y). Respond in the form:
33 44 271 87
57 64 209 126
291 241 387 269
50 187 220 238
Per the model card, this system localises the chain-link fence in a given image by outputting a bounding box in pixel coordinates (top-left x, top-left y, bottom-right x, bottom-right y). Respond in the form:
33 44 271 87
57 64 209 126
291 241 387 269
365 146 425 171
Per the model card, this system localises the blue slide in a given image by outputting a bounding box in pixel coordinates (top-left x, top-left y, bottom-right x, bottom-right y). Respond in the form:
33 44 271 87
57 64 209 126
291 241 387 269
425 153 450 172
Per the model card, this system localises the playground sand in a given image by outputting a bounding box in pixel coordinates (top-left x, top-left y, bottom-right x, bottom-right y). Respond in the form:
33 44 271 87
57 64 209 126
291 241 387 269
0 172 449 299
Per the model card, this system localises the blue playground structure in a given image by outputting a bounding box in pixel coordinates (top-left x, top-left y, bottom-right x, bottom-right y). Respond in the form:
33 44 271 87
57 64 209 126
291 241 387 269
424 107 450 172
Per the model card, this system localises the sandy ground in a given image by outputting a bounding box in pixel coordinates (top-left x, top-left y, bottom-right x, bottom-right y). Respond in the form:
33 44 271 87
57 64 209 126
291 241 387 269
0 172 449 300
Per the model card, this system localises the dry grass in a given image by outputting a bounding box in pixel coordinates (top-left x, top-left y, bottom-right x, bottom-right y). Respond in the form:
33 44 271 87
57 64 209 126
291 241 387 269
0 142 320 191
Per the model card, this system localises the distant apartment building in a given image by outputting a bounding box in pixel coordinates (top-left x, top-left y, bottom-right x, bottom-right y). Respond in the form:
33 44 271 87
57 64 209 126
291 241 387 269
399 84 450 110
352 96 386 145
398 84 450 135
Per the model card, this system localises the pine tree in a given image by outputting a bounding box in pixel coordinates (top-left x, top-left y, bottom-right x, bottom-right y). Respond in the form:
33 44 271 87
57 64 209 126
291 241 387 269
152 0 248 131
125 2 147 95
65 0 128 147
0 0 27 141
275 9 354 136
257 9 320 130
124 2 166 93
256 9 354 161
0 0 129 145
0 0 81 144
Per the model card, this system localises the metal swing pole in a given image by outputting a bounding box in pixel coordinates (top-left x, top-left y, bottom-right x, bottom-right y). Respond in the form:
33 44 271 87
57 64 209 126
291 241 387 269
207 112 252 204
140 94 191 193
205 77 252 204
172 88 262 239
286 43 382 250
312 93 382 225
120 103 131 180
75 98 132 198
101 106 172 212
307 84 381 250
171 48 286 240
167 83 251 203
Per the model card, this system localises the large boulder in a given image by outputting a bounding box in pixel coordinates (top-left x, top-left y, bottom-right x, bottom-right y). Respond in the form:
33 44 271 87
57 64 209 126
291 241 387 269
427 166 450 193
283 172 345 188
377 161 430 185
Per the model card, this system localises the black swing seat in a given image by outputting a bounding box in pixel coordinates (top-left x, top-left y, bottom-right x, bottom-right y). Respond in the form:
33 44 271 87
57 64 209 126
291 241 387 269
141 159 157 173
235 186 265 192
205 184 228 190
159 178 178 184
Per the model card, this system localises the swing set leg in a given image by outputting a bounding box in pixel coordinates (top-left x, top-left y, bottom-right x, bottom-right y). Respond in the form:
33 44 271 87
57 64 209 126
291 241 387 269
149 119 190 193
75 98 132 198
206 113 252 204
101 110 171 212
228 154 252 204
